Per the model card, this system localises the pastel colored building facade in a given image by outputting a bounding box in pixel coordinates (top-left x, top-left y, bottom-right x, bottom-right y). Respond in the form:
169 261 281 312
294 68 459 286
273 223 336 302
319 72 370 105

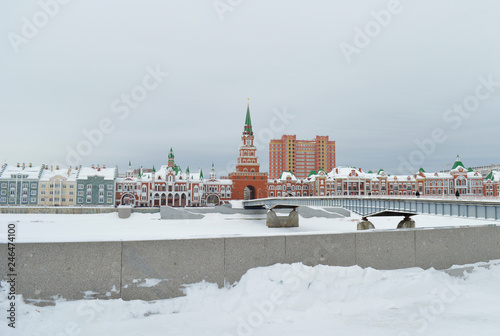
0 163 42 205
38 165 78 206
269 135 336 179
76 165 117 206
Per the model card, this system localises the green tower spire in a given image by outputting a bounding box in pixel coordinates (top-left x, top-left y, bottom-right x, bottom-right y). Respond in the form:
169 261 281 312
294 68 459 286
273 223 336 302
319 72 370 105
244 99 253 135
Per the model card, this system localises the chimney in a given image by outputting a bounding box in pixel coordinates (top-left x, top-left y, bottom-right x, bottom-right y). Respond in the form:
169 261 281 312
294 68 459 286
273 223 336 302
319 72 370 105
92 164 95 169
359 168 362 172
51 165 53 172
45 165 48 170
29 163 32 168
56 165 59 170
22 163 25 170
17 163 20 168
103 165 106 169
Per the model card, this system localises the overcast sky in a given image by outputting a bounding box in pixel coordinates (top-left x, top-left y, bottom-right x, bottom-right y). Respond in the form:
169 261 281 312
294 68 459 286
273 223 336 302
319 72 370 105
2 0 500 177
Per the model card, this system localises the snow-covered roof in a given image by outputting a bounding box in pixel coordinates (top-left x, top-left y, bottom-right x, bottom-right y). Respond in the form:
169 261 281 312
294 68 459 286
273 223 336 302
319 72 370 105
77 166 117 180
39 166 78 182
0 164 44 180
328 167 371 179
279 171 298 181
205 179 232 185
467 170 482 178
421 172 452 179
485 170 500 182
387 174 416 182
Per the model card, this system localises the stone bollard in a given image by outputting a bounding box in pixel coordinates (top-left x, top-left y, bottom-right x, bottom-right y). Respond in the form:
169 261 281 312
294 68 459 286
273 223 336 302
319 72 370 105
397 215 415 229
357 217 375 230
118 205 132 219
266 205 299 228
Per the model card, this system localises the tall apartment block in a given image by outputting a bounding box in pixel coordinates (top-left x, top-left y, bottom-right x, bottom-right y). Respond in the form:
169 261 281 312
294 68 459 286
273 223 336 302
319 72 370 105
269 135 336 179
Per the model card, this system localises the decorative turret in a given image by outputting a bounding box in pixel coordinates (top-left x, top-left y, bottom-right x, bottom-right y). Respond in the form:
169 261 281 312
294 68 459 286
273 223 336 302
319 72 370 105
126 161 133 178
451 155 465 170
210 163 216 180
168 148 175 168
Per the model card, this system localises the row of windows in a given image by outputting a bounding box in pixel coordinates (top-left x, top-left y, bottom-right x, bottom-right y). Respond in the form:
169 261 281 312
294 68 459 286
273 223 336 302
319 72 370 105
39 184 75 189
77 198 113 204
77 191 113 197
77 184 113 190
40 198 75 203
0 197 37 203
0 183 38 189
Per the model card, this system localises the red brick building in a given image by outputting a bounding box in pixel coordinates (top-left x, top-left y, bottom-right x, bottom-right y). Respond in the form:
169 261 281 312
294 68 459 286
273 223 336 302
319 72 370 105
228 103 268 200
269 135 336 179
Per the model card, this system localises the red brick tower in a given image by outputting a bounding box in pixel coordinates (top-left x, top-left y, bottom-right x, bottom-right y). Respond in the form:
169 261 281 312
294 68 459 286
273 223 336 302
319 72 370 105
229 101 268 200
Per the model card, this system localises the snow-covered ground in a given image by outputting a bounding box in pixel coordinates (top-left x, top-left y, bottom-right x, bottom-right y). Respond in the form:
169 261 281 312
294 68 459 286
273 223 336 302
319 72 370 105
1 260 500 336
0 211 496 243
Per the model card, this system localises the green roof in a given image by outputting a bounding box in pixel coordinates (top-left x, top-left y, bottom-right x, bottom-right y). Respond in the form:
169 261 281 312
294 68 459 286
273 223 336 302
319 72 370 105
168 147 174 159
419 168 425 173
485 171 495 180
308 170 317 177
200 169 203 179
451 155 465 170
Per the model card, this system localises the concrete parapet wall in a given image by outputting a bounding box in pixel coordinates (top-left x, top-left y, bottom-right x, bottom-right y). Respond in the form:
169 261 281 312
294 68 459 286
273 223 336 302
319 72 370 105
2 225 500 304
0 242 121 304
121 239 225 300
